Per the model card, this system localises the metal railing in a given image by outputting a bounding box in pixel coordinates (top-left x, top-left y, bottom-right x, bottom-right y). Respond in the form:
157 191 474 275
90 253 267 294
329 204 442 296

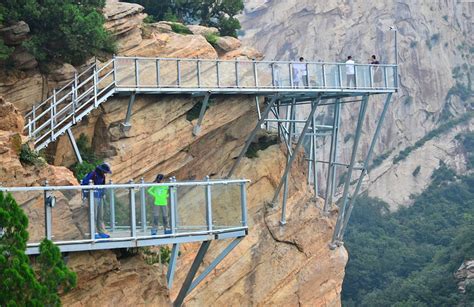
114 56 398 91
23 56 398 151
1 178 249 254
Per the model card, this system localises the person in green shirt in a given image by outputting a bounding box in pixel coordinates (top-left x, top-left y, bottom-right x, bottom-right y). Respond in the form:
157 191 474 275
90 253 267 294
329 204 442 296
147 174 170 235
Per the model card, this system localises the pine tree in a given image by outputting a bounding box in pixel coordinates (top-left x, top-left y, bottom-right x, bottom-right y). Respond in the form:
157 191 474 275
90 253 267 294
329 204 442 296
0 191 77 306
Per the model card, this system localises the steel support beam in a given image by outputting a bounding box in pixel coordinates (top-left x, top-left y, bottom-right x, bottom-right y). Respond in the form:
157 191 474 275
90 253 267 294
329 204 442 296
66 128 83 164
121 93 136 132
337 93 393 241
331 95 369 245
272 96 322 224
193 92 211 136
174 240 211 307
323 99 341 212
311 105 318 197
227 95 278 178
187 237 243 295
167 243 180 288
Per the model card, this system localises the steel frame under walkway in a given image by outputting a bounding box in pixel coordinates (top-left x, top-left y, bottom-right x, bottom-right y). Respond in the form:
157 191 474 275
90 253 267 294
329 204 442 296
0 178 248 306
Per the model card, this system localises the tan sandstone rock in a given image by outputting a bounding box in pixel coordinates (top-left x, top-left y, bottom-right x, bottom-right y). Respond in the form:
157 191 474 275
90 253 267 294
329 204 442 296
0 96 24 132
215 36 242 52
0 21 30 45
188 24 219 36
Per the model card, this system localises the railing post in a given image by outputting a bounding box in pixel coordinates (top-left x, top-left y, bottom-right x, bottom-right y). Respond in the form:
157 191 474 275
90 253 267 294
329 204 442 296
369 64 374 88
177 60 181 87
140 177 147 233
43 180 53 240
384 66 389 89
322 64 326 88
205 176 213 232
89 179 95 240
112 55 117 86
197 59 201 87
240 182 248 227
289 63 294 88
216 60 220 87
169 177 177 234
337 64 343 88
28 117 32 137
32 104 36 138
51 89 56 139
235 59 240 88
129 180 137 238
93 67 98 107
305 63 310 88
134 58 139 87
253 59 258 87
156 59 161 86
109 179 115 232
271 62 275 88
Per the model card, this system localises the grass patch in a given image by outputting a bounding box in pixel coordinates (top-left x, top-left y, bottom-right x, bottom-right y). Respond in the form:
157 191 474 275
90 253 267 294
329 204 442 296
19 144 45 167
171 23 192 35
204 33 220 46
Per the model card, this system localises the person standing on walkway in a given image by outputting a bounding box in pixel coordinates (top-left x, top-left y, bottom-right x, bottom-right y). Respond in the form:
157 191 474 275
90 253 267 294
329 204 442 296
81 162 112 239
147 174 171 235
293 57 308 88
370 55 382 84
345 56 356 88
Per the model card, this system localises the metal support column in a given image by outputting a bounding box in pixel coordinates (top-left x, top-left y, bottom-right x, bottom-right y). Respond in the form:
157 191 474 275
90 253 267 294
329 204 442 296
331 95 369 245
109 179 115 232
174 240 212 307
89 180 95 240
170 177 177 233
311 104 319 197
337 93 393 241
227 96 278 178
186 237 243 295
323 99 341 212
66 128 83 164
272 96 321 224
140 177 147 233
167 243 180 288
121 93 136 131
43 181 53 240
205 176 213 232
129 180 137 238
193 92 211 136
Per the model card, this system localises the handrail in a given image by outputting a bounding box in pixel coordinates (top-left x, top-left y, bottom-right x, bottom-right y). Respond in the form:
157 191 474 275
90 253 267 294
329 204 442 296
0 178 250 192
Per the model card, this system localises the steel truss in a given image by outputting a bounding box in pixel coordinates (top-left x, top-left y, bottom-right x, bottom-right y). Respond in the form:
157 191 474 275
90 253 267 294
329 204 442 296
229 92 393 245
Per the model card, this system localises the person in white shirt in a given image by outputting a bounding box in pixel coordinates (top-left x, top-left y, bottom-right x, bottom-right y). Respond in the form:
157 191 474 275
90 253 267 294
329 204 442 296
345 56 356 88
292 57 308 88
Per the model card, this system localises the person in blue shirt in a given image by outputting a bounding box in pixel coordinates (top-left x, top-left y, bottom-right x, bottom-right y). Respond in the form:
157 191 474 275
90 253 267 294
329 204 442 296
81 162 112 239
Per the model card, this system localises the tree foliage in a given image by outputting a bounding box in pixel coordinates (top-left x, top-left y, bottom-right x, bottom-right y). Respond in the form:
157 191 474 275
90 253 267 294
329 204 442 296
130 0 244 37
342 153 474 306
1 0 114 65
0 191 76 306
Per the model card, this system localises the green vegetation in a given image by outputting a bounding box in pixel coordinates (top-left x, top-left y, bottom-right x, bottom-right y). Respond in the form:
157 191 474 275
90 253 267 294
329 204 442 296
342 157 474 306
204 32 220 46
170 22 193 35
129 0 244 37
19 144 44 166
0 191 76 305
426 33 440 50
393 112 474 164
0 0 115 66
368 149 393 171
70 133 103 181
412 165 421 177
142 246 172 265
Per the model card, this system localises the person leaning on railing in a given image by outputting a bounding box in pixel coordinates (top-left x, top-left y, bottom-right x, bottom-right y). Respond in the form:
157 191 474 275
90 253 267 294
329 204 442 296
147 174 171 236
81 162 112 239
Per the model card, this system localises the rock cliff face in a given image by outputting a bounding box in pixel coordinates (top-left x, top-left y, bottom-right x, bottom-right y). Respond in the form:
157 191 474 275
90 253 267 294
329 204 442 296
0 1 347 305
240 0 474 209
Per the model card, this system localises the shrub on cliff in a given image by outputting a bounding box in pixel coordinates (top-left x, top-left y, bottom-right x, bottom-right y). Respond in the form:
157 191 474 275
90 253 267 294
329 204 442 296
1 0 115 65
0 191 76 305
130 0 244 37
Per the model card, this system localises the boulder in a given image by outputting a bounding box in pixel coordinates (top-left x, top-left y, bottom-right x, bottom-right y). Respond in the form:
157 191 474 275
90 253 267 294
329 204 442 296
0 96 24 132
49 63 77 82
188 24 219 36
0 21 30 45
148 22 173 34
0 72 44 114
215 36 241 52
11 46 38 70
221 46 264 60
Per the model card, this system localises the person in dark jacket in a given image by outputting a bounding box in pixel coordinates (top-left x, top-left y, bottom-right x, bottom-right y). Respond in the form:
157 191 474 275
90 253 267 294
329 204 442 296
81 162 112 239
